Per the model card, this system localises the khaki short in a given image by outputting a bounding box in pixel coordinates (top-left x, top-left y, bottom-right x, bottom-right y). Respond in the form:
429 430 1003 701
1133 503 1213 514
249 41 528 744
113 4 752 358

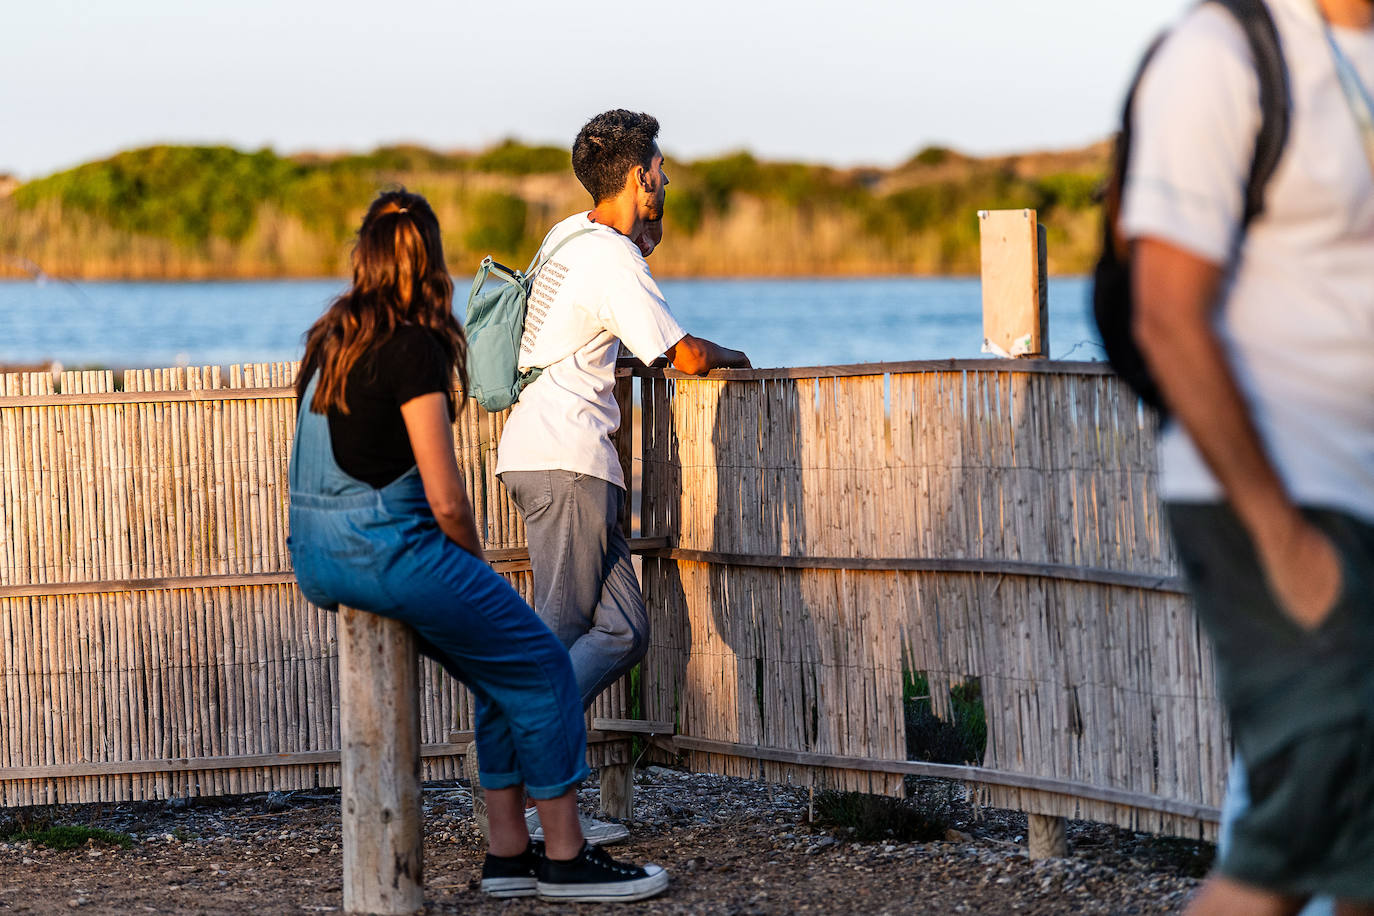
1168 504 1374 901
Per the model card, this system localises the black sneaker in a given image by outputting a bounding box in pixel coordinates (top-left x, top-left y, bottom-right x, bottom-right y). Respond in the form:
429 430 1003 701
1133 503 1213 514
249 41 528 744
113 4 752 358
480 841 542 898
536 842 669 903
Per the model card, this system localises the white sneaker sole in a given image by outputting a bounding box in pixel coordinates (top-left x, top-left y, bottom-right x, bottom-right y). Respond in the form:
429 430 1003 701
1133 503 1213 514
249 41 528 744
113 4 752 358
529 823 631 846
536 869 669 903
480 877 537 898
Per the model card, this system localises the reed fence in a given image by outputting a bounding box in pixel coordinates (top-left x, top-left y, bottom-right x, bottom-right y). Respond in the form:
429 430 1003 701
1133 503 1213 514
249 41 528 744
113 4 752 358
0 363 633 807
0 355 1226 842
635 360 1225 841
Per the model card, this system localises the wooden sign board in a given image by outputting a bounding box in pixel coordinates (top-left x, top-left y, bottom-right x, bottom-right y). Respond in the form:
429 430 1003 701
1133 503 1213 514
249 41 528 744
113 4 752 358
979 209 1049 358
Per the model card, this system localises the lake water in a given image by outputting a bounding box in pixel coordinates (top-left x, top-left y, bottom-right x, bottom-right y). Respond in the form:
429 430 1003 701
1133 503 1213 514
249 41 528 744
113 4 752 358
0 277 1104 371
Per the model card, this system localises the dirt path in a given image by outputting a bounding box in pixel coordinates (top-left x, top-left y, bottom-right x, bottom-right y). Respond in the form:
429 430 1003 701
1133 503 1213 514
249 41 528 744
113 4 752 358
0 769 1207 915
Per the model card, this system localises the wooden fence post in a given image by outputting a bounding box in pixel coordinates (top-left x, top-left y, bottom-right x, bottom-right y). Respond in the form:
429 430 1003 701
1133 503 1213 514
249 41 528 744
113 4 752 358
339 606 424 914
601 369 638 820
980 207 1068 859
979 209 1049 359
1028 813 1068 859
599 763 635 820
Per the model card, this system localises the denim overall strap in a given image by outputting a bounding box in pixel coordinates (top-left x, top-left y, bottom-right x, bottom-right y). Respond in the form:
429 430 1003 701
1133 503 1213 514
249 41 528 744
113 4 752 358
290 371 429 512
289 372 380 503
288 369 426 609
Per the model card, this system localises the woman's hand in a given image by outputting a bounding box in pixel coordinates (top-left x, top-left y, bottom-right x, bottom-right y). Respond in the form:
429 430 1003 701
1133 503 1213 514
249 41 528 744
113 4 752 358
635 219 663 257
400 392 486 561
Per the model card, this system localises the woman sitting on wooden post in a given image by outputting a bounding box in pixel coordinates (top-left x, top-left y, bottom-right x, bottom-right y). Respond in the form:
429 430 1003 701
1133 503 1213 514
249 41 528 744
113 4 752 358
287 189 668 904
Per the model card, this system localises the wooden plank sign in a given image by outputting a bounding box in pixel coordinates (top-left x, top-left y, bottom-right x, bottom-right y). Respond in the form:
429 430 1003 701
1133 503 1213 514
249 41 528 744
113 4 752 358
979 209 1048 358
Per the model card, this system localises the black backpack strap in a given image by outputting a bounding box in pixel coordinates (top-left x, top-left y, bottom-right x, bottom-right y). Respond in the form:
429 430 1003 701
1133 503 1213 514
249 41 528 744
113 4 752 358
1103 34 1167 262
1092 0 1290 418
1112 0 1289 245
1208 0 1291 227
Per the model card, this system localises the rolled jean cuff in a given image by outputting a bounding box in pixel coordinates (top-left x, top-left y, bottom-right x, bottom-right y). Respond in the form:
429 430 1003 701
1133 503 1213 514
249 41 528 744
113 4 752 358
524 763 591 800
478 768 524 792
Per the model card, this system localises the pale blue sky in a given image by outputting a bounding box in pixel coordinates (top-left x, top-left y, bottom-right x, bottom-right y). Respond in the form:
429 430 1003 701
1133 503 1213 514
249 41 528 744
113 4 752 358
3 0 1190 178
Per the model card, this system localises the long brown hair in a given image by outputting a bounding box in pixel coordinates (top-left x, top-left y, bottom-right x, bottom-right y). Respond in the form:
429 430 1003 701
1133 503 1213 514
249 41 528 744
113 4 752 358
298 189 466 414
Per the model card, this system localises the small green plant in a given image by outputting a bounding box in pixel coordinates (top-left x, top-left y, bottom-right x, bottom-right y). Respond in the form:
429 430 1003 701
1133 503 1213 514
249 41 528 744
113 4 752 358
627 662 647 761
902 668 987 765
2 825 133 850
812 790 949 842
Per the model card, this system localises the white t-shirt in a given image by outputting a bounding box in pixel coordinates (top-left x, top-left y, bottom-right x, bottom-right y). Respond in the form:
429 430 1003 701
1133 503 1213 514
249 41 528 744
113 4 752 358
1120 0 1374 523
494 212 686 489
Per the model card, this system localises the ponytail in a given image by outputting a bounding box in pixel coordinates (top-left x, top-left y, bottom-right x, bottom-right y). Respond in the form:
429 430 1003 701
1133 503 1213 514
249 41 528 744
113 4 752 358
298 190 467 415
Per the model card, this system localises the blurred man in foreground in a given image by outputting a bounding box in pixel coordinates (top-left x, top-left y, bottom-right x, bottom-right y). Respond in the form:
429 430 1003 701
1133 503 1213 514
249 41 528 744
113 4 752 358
1124 0 1374 913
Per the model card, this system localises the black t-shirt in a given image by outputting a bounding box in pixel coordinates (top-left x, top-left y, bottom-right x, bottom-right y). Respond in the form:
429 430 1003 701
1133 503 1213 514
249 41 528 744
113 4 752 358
301 326 456 488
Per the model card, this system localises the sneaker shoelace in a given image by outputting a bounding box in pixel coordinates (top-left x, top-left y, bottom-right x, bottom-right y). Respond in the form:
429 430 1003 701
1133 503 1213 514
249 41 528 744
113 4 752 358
582 843 643 877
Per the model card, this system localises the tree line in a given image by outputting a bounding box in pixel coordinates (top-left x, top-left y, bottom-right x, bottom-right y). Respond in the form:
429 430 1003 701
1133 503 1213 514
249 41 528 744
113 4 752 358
0 141 1107 280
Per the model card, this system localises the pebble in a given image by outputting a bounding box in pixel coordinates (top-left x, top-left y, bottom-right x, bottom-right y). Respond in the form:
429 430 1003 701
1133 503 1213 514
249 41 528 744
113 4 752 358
0 767 1206 914
262 792 291 813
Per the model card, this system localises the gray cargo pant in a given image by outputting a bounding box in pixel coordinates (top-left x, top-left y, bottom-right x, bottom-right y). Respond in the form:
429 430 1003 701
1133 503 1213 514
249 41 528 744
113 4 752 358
501 470 648 709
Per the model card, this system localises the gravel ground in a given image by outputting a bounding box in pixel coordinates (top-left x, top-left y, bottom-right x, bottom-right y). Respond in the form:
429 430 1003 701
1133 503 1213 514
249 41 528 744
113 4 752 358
0 768 1211 915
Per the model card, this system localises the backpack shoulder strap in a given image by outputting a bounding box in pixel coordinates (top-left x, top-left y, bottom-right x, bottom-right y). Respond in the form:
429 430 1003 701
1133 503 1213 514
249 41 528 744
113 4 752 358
1101 33 1166 263
1113 0 1290 241
523 225 597 277
1208 0 1290 227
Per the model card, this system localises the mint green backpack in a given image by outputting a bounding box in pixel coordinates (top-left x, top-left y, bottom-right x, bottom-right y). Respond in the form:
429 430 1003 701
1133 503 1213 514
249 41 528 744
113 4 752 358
463 226 594 411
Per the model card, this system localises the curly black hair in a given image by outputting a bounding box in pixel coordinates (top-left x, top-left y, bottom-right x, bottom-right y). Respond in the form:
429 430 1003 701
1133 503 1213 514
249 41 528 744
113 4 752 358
571 110 661 203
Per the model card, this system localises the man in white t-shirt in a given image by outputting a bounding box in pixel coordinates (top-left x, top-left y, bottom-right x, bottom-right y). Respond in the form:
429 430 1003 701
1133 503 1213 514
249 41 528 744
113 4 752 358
496 109 750 845
1123 0 1374 912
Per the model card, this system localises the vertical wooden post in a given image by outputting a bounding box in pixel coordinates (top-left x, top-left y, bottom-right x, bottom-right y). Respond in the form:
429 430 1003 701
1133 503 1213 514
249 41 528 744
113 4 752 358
612 371 635 536
599 763 635 820
979 209 1049 359
981 207 1065 859
464 740 489 840
1028 813 1068 859
339 606 424 915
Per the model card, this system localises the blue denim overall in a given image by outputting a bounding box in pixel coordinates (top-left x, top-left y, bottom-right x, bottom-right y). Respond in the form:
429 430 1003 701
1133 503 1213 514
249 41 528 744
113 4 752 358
287 373 588 797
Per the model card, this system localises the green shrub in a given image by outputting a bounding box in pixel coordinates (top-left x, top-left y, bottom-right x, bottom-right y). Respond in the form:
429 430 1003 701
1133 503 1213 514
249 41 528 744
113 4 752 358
341 145 465 174
813 790 949 842
911 145 953 167
902 669 986 765
2 825 133 850
463 191 528 256
1033 171 1104 212
15 146 303 245
885 183 964 232
664 188 703 235
473 140 569 175
278 166 377 241
689 151 761 213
